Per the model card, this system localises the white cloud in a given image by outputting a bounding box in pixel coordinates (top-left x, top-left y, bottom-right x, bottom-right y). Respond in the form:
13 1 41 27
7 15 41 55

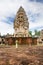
0 0 43 35
0 21 14 35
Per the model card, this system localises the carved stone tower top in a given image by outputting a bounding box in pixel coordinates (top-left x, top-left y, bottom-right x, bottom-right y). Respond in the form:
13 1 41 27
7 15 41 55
14 6 29 37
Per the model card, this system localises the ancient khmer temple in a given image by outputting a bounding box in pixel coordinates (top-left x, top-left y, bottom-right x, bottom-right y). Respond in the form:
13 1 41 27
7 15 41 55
37 30 43 45
14 6 29 37
0 6 38 45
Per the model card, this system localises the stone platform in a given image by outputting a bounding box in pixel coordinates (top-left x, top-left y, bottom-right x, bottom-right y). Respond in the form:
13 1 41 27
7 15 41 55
0 45 43 65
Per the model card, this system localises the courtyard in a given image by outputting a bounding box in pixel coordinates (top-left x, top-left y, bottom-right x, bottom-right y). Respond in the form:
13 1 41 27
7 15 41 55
0 45 43 65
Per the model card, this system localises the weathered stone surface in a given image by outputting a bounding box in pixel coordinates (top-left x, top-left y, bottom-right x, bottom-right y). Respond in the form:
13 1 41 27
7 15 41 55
0 45 43 65
14 6 29 37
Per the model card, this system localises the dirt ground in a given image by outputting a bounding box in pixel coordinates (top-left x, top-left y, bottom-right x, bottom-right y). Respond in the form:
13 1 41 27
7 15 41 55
0 45 43 65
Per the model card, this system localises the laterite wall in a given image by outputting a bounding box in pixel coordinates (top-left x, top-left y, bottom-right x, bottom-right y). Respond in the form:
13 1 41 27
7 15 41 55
5 37 37 45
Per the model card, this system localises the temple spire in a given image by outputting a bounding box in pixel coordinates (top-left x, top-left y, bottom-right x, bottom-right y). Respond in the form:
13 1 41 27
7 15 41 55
14 6 29 37
17 6 25 12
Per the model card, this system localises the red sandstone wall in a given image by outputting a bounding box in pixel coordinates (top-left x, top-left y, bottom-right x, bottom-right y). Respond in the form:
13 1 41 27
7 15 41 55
33 38 37 45
5 37 37 45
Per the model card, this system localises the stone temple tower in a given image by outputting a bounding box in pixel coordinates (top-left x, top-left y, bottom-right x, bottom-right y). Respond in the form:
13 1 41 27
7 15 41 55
14 6 29 37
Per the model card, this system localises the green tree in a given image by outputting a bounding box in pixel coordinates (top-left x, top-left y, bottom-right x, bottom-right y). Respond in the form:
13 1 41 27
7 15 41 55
29 31 32 36
34 30 40 36
34 30 37 35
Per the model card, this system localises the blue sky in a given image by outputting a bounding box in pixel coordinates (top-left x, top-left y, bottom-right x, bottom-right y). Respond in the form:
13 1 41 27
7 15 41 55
0 0 43 35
